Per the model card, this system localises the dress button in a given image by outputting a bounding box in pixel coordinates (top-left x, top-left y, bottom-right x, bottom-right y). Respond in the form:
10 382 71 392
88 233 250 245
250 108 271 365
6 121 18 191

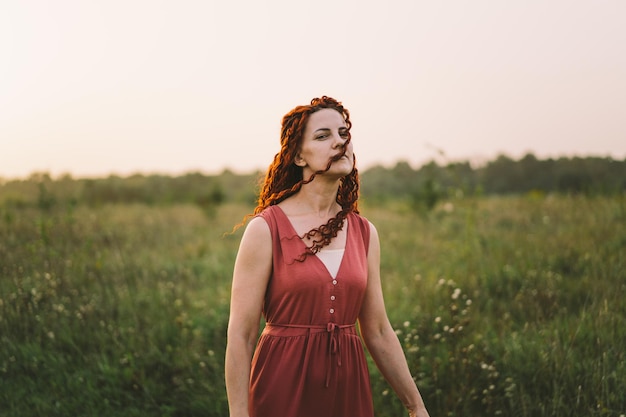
332 280 337 285
330 308 335 314
330 295 336 301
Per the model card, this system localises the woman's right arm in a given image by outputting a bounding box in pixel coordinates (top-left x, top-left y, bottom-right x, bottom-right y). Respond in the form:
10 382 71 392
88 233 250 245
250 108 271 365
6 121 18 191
225 217 273 417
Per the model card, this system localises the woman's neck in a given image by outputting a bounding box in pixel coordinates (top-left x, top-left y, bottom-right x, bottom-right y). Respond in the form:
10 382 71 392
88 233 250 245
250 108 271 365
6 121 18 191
284 180 341 218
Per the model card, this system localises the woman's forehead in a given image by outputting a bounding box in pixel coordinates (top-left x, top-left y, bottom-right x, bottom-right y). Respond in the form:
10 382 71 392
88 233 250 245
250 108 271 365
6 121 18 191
306 109 346 130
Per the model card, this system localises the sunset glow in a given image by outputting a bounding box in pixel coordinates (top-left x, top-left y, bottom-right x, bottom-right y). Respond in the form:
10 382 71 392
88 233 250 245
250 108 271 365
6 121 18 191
2 0 625 179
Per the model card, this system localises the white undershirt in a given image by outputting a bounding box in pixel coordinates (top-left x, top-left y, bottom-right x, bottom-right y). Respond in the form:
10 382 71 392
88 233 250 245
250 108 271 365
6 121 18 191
315 248 345 278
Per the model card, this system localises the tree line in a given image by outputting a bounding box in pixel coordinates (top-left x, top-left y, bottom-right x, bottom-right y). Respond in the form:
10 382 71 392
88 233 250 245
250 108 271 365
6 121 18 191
1 154 624 211
360 153 626 206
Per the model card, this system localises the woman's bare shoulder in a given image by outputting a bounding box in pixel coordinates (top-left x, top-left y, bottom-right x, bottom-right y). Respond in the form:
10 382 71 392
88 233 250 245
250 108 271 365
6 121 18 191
241 215 271 243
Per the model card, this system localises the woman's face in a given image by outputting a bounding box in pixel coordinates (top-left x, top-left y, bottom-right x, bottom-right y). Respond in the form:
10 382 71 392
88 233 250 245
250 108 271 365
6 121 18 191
295 108 354 178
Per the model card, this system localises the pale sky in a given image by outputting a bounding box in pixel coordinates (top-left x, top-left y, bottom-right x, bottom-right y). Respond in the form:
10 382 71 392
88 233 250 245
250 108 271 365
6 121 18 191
1 0 625 179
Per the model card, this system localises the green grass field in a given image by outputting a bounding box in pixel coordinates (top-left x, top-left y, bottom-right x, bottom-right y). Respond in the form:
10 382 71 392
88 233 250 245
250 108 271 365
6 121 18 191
1 195 624 416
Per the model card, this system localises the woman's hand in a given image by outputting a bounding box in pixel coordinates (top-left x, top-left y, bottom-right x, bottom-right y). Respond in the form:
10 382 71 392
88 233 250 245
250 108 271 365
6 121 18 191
408 405 430 417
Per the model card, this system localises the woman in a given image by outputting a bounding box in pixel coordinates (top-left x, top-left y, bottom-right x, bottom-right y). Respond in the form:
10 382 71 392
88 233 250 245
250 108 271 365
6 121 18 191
225 96 429 417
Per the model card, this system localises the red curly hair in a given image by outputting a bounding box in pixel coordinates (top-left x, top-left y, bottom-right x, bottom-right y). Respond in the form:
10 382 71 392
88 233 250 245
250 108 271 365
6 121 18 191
245 96 360 254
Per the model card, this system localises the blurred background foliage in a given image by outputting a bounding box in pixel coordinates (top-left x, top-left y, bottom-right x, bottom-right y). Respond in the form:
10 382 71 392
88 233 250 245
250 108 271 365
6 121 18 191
2 153 624 214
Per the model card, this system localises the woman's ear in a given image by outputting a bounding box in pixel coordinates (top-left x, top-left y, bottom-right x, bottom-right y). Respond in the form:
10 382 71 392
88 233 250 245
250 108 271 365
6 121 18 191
294 154 306 167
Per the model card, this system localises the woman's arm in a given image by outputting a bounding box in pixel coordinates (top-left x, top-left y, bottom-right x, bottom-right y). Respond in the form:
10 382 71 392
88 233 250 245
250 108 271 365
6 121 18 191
225 217 273 417
358 222 430 417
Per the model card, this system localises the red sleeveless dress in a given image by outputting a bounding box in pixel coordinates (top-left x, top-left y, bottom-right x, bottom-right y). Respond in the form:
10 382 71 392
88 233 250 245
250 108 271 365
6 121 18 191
249 205 375 417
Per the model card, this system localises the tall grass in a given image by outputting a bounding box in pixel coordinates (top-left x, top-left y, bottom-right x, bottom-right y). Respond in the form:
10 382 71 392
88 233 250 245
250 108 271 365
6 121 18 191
1 203 243 416
366 195 626 416
1 195 624 416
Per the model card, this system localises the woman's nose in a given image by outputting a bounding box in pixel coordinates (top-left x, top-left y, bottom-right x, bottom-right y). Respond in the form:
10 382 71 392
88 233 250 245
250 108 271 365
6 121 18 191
333 133 347 147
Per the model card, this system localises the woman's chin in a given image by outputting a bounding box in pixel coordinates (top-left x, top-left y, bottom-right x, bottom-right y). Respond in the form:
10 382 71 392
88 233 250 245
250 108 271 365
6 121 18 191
331 162 354 177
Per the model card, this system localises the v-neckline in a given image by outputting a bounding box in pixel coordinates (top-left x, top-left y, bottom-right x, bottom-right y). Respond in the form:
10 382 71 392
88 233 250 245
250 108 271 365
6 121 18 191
273 205 349 278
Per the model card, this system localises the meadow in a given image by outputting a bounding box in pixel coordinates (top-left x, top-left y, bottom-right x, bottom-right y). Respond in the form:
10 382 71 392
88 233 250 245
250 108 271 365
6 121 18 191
1 193 624 416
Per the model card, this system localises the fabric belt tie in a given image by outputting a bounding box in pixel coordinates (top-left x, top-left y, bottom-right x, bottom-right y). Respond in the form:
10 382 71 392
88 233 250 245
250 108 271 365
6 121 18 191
264 322 356 388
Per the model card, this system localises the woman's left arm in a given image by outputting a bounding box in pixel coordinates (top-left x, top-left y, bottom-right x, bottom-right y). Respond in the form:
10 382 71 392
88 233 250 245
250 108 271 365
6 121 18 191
358 222 430 417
